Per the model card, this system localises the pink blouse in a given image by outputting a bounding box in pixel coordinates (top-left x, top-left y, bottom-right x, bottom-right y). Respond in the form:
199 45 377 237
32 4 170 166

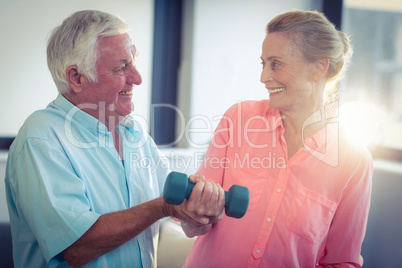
184 100 373 268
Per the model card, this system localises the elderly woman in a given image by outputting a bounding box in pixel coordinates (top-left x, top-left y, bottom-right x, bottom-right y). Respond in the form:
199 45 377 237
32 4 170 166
183 10 373 267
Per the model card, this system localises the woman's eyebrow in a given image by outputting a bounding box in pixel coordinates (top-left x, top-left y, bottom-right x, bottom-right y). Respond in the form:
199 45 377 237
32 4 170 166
260 56 281 61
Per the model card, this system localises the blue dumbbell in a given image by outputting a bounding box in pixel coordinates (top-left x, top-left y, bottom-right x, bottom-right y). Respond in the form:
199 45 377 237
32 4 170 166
163 171 250 219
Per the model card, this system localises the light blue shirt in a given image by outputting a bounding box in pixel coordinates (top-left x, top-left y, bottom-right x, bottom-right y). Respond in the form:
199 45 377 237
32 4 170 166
5 94 169 268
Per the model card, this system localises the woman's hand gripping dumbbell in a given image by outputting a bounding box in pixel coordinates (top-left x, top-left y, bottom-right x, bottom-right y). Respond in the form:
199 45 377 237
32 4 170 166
163 171 250 219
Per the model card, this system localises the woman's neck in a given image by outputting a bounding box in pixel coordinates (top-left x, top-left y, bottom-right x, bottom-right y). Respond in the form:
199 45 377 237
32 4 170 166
281 106 328 159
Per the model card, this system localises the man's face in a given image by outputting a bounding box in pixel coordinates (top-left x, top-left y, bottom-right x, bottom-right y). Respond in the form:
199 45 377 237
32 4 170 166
78 33 142 121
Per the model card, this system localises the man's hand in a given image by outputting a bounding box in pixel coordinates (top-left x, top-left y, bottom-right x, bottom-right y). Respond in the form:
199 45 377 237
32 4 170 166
184 175 225 224
168 175 225 237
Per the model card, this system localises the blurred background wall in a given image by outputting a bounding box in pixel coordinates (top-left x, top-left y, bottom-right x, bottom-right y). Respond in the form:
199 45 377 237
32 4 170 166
1 0 402 267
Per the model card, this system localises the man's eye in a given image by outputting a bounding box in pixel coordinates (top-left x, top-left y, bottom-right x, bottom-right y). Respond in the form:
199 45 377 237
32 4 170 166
115 64 129 73
260 61 266 69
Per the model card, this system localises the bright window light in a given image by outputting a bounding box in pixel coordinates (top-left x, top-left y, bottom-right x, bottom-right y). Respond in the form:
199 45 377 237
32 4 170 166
339 101 388 147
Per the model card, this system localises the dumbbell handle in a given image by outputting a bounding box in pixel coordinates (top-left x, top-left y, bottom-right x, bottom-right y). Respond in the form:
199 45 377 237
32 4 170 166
163 172 249 218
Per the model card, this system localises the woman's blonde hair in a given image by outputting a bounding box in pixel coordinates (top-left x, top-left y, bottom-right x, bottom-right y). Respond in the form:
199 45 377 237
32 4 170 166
266 10 353 105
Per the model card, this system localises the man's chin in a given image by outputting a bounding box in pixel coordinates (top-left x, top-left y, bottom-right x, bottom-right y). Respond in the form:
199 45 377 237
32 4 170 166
116 103 134 116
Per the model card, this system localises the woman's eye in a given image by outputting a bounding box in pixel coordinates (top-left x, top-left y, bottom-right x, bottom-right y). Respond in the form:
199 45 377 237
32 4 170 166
271 61 281 70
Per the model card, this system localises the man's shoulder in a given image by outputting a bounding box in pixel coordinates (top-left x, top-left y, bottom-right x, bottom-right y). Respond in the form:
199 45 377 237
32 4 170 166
10 106 66 152
21 107 65 136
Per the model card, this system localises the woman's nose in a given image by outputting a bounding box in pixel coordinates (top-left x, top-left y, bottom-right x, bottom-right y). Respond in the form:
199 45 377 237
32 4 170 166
260 66 272 84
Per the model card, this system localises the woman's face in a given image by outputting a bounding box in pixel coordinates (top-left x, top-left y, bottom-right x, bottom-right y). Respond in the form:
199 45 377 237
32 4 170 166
260 32 322 114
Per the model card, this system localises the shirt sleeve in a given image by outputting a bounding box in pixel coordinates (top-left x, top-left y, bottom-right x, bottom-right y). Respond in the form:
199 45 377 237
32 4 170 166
8 137 100 264
136 125 170 197
318 153 373 267
151 144 171 196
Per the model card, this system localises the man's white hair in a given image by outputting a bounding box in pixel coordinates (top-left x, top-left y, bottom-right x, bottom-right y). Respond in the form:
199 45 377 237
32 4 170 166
47 10 130 94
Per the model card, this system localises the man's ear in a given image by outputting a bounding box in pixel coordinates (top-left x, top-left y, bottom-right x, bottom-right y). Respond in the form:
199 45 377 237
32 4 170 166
314 57 330 81
66 65 84 93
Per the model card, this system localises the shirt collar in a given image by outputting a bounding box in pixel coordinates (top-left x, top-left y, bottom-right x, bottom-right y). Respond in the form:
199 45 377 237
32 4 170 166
53 94 139 136
308 106 338 147
302 107 339 167
265 106 284 132
268 104 338 146
304 120 339 167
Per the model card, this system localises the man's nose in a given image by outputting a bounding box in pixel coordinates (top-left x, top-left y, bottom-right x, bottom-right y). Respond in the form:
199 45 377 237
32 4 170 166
127 66 142 85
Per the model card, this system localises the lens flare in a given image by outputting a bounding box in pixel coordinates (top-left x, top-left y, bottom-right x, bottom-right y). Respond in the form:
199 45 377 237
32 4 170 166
339 101 387 147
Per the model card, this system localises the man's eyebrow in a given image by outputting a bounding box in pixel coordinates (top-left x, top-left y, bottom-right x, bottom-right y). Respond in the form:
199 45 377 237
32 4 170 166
132 46 138 57
118 53 136 64
114 46 138 65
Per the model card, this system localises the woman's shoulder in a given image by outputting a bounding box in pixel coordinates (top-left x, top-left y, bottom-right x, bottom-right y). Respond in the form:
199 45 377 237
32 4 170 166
339 131 373 163
225 99 277 117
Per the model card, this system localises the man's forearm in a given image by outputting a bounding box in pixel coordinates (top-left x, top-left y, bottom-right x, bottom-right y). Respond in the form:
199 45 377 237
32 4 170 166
62 197 169 267
61 178 225 266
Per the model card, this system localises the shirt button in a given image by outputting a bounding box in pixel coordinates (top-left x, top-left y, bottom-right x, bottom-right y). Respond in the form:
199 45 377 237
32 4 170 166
130 137 134 142
304 148 308 152
267 218 272 222
277 189 281 193
308 138 312 143
97 124 102 130
103 136 107 141
256 249 261 254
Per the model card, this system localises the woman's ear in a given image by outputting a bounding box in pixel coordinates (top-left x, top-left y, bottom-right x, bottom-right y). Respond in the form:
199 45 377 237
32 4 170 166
314 57 330 81
66 65 84 93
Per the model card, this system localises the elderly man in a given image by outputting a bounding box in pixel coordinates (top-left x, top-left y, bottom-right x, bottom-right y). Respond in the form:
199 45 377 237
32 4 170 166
5 10 225 268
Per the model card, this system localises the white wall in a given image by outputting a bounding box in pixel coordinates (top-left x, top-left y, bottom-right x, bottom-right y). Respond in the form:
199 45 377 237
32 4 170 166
176 0 321 148
0 0 154 136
